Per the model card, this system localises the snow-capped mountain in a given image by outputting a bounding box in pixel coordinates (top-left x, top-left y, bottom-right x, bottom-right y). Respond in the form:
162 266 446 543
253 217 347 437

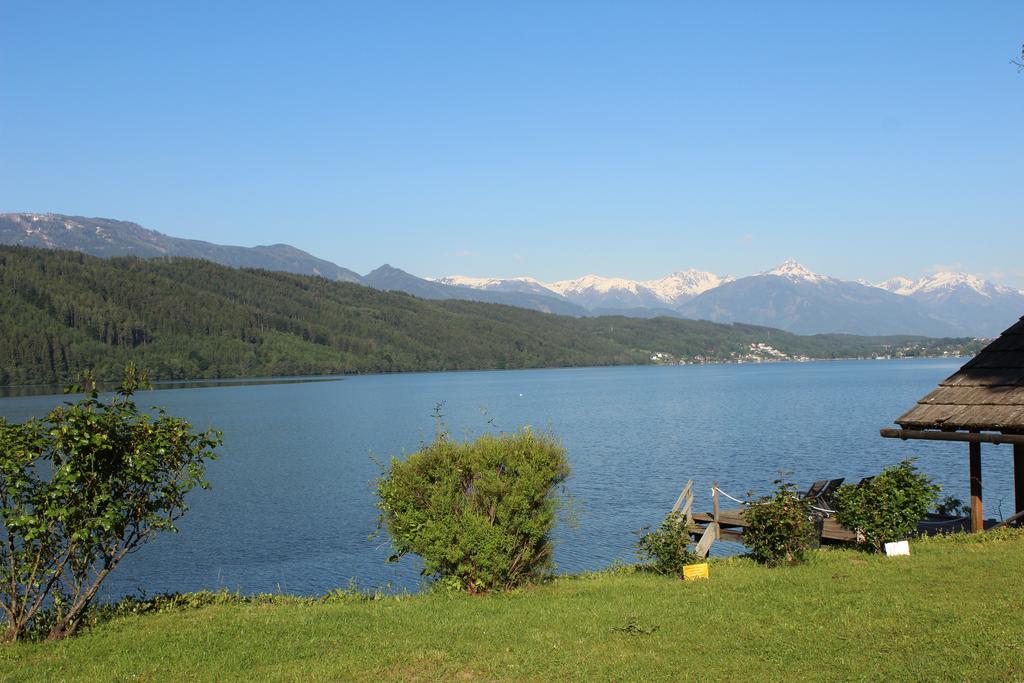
679 260 958 337
876 276 916 296
436 269 732 310
877 272 1019 298
431 275 558 298
434 259 1021 336
364 267 587 316
546 275 669 309
642 269 735 303
874 271 1024 336
762 258 835 284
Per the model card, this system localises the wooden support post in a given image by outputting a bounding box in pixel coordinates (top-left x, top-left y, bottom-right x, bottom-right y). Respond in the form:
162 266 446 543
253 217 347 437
1015 444 1024 515
969 441 983 533
712 482 720 541
684 483 693 528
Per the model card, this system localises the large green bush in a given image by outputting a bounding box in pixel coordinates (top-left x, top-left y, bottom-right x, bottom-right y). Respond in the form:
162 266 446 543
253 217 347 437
376 427 569 593
743 479 816 566
833 459 940 552
0 366 220 642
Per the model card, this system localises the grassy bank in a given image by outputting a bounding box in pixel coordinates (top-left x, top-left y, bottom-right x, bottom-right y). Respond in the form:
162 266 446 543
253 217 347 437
2 530 1022 681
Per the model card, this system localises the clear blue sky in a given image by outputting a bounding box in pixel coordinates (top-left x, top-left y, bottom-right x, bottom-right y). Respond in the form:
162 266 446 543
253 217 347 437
2 2 1022 285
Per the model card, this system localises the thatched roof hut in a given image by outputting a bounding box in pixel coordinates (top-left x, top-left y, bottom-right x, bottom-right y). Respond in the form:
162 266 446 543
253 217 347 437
881 315 1024 531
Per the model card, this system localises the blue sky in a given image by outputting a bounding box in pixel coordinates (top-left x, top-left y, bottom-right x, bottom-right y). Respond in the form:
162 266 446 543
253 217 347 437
2 2 1022 285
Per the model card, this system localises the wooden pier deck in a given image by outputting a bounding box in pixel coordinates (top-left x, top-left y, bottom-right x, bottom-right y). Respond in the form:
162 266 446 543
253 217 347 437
690 509 858 544
669 480 860 558
675 479 997 557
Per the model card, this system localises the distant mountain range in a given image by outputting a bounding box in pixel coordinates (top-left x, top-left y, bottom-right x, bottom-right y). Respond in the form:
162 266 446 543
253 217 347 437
362 265 586 316
0 246 982 387
2 212 1021 337
675 261 958 337
438 269 733 309
0 213 363 283
435 260 1024 337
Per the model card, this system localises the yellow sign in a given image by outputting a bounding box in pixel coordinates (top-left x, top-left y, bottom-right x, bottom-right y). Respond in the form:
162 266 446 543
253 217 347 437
683 563 709 581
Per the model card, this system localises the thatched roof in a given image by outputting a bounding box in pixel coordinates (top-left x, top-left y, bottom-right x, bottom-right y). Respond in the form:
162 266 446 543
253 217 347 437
896 316 1024 434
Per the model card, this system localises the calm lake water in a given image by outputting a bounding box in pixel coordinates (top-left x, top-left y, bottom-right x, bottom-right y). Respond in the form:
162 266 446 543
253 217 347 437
0 360 1014 599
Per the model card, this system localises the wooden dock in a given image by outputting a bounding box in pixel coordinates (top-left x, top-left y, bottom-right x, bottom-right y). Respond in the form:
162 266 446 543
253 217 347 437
671 480 859 558
690 508 858 545
674 478 1004 557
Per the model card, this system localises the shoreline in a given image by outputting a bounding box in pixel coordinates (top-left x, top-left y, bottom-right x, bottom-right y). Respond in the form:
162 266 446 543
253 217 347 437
0 354 969 400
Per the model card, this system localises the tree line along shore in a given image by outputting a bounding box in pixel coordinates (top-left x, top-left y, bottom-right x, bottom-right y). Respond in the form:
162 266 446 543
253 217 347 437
0 246 982 386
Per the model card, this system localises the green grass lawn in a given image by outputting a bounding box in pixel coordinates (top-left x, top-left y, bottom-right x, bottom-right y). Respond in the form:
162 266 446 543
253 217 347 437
2 530 1022 681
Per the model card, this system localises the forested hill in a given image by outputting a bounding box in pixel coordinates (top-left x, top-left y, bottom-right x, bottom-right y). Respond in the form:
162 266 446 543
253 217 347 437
0 247 979 386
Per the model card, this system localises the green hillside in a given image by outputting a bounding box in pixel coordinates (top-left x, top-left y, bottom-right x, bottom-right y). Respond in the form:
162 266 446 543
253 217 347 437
0 246 979 386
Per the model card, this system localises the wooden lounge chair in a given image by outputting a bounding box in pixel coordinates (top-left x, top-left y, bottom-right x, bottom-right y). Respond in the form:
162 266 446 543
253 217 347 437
803 480 830 500
805 477 844 517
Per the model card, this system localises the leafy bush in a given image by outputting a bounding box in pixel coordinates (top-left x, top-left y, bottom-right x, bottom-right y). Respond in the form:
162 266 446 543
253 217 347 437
635 512 700 574
833 459 940 552
0 366 220 642
376 427 569 593
934 496 969 518
743 479 816 566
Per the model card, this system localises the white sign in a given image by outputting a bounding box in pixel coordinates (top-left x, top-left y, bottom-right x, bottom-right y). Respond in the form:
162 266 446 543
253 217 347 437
884 540 911 556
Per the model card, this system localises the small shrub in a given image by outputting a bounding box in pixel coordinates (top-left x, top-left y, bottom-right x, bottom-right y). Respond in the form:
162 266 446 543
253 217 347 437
743 478 816 566
635 512 699 574
833 459 940 552
376 427 569 593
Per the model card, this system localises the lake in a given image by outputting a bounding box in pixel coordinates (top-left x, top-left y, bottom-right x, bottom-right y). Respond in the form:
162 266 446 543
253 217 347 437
0 359 1014 599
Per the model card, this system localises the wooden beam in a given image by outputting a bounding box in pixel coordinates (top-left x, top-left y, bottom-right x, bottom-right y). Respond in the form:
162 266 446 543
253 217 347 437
712 482 720 541
1015 444 1024 515
991 508 1024 530
970 441 983 533
694 523 718 558
692 510 858 543
671 480 691 514
880 428 1024 446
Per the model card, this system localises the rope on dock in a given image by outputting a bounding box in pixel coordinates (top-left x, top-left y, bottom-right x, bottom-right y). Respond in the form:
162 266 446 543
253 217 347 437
712 485 837 516
713 487 749 505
